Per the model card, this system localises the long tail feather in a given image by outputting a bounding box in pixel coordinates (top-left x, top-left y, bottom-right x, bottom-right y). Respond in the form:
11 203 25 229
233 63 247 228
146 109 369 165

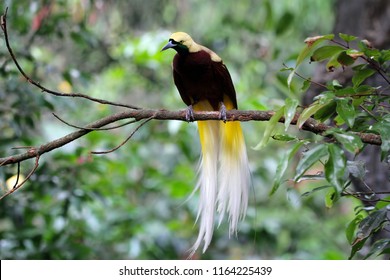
189 102 219 255
218 121 250 235
189 100 250 256
190 120 219 254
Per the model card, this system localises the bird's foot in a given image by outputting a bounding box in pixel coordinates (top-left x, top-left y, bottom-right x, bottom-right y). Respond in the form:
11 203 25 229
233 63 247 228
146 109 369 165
219 102 227 123
185 105 195 122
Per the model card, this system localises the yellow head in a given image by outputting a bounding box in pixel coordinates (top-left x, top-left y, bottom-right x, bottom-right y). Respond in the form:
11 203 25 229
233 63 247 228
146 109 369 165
161 31 200 53
161 31 221 62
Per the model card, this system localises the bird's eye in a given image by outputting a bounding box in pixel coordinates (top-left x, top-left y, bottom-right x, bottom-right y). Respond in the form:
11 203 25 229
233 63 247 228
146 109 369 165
180 40 184 44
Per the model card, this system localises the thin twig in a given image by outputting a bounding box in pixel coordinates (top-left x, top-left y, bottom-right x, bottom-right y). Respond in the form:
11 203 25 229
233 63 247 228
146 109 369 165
11 146 35 150
0 155 40 200
1 8 141 110
341 190 390 203
359 104 380 121
12 162 21 189
361 56 390 85
52 113 138 131
342 190 390 196
283 63 328 89
330 38 349 49
91 116 154 154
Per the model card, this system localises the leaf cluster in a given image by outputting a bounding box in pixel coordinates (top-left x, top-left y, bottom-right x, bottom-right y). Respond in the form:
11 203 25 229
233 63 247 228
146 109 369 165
268 33 390 259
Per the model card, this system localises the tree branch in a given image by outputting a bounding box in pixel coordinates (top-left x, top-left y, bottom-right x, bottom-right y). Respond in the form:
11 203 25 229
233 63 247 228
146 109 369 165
0 108 382 168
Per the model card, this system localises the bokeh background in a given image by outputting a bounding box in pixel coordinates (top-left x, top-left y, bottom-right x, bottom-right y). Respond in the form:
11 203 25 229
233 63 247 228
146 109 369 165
0 0 357 259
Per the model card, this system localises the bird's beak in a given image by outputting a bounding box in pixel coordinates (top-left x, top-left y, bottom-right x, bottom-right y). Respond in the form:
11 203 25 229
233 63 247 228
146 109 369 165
161 40 177 51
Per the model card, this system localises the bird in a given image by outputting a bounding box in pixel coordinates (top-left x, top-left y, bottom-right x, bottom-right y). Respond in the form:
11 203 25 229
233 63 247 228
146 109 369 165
161 32 251 256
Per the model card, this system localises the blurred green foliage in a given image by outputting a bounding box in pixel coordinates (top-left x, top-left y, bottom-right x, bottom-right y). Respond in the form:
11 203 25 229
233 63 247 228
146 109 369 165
0 0 365 260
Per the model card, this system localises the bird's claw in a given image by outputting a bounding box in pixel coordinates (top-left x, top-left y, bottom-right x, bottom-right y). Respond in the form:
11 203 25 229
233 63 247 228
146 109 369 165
185 105 195 122
219 102 227 123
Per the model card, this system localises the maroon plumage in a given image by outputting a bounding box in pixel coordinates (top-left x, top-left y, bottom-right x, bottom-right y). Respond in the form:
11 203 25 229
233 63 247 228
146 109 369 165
172 50 238 110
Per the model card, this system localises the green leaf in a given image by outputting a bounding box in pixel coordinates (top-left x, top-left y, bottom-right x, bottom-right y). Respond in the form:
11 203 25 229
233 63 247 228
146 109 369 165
254 106 284 150
294 144 328 181
324 143 346 193
349 236 369 260
271 141 304 195
339 33 357 43
334 132 363 153
295 173 325 182
372 116 390 156
326 54 341 71
284 98 299 131
301 185 331 197
301 78 312 92
314 100 336 122
280 66 294 72
346 215 363 244
355 84 376 95
298 93 334 128
336 98 356 128
272 134 298 142
275 11 294 35
361 45 381 60
357 210 387 240
364 239 390 259
379 49 390 64
270 150 289 196
287 69 295 90
375 195 390 209
297 103 324 129
337 51 355 66
330 79 343 90
346 49 364 59
325 188 336 208
310 45 344 62
333 86 355 96
296 34 335 67
352 67 376 88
